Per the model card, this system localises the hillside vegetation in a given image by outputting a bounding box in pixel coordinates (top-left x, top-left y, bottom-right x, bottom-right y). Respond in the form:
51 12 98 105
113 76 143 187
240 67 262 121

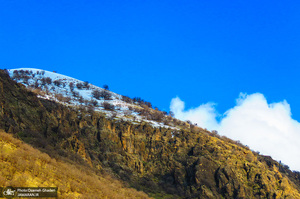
1 69 300 198
0 130 150 199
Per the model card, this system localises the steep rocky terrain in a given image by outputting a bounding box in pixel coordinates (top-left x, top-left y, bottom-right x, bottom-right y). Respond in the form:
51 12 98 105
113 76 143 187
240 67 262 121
1 69 300 198
0 130 150 198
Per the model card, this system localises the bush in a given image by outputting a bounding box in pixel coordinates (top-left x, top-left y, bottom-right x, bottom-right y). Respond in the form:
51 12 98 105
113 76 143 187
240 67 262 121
87 106 95 113
41 77 52 85
72 91 79 97
133 97 142 103
122 95 133 103
92 90 112 100
83 81 89 89
53 80 62 87
55 93 65 102
13 70 20 79
132 97 152 108
78 96 84 104
76 83 83 89
22 76 30 84
90 100 98 106
103 102 115 110
34 81 40 88
186 120 192 125
69 82 74 91
3 69 9 75
92 90 101 100
45 77 52 84
150 111 164 122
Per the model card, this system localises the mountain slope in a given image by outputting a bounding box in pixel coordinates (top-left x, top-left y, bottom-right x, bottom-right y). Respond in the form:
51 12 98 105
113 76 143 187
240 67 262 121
0 130 150 199
8 68 175 129
1 69 300 198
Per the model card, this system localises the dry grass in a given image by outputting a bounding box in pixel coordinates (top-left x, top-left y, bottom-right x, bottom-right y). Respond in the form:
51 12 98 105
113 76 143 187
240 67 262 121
0 130 151 199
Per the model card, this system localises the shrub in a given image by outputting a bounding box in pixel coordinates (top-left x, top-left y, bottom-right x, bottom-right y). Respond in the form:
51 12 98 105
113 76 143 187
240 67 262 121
83 81 89 89
69 82 74 91
92 90 101 100
53 80 62 87
129 106 141 113
76 83 83 89
45 77 52 84
41 77 52 85
87 106 95 114
22 76 30 84
34 81 40 88
103 102 115 110
13 70 20 79
78 96 84 104
150 111 164 122
55 93 64 101
100 90 112 100
122 95 133 103
3 69 9 75
132 97 152 108
90 100 98 106
72 91 79 97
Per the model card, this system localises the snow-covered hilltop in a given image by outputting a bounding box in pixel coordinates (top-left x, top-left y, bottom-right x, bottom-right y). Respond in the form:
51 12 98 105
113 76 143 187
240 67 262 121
8 68 125 109
8 68 178 129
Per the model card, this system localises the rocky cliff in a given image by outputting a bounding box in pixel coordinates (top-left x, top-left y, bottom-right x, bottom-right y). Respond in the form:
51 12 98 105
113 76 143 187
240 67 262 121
1 69 300 198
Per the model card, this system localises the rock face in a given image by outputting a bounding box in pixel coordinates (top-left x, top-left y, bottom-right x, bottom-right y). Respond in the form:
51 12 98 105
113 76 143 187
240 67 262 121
1 69 300 198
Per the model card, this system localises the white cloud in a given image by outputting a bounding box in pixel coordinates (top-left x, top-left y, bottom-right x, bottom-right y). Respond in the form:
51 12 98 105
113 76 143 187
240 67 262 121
170 97 218 130
170 93 300 171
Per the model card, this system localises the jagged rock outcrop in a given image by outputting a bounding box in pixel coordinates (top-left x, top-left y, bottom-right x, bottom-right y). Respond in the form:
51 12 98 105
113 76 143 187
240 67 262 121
1 69 300 198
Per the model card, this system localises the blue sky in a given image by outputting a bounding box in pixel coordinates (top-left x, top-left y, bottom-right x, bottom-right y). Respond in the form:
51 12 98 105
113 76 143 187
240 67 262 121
2 0 300 170
1 0 300 118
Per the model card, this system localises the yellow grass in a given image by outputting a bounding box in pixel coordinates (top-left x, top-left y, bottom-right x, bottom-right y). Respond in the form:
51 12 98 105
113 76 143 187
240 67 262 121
0 130 151 199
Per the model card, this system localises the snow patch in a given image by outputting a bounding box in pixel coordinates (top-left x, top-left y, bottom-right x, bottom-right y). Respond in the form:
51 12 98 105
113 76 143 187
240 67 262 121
8 68 178 130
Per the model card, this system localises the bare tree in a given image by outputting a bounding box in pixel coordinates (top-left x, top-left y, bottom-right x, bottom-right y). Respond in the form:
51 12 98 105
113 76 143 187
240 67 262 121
103 84 109 90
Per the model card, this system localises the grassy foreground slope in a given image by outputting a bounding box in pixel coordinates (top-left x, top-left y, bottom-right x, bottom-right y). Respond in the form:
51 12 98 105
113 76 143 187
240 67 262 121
0 130 150 199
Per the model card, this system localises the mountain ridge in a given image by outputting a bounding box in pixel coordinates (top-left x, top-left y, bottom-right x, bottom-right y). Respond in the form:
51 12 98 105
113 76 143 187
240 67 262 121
8 68 177 130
